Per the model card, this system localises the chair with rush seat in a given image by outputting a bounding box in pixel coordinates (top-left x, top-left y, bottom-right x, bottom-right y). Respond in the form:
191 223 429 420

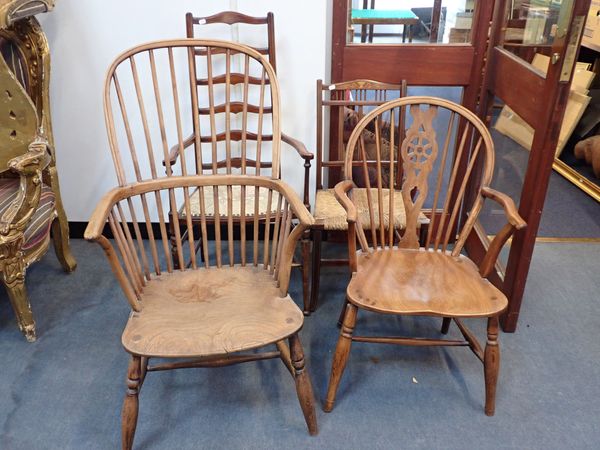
324 96 526 416
180 11 313 306
307 79 423 315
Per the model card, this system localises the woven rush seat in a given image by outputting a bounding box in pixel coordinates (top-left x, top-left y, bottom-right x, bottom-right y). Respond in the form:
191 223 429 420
121 266 304 358
314 188 426 231
0 178 55 252
181 185 282 218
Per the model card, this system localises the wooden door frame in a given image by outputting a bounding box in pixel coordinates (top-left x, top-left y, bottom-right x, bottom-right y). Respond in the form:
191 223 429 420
469 0 591 332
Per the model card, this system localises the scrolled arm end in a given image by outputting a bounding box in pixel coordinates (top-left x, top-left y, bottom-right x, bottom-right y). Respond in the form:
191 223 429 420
333 180 358 223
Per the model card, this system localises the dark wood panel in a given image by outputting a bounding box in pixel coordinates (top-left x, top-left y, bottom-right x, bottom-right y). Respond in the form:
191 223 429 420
489 48 546 129
341 45 475 85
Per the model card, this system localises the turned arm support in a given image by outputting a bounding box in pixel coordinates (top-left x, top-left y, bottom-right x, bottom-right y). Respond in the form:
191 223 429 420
281 132 313 209
334 179 362 271
478 187 527 278
0 137 52 236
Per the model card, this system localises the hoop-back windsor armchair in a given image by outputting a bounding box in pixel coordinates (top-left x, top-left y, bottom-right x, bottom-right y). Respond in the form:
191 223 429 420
90 39 318 448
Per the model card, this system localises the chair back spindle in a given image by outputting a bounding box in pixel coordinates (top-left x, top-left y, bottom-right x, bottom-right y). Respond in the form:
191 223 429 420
104 39 280 185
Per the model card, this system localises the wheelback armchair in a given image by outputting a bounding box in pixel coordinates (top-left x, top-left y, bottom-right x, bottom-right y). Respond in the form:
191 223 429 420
0 16 76 341
324 97 526 415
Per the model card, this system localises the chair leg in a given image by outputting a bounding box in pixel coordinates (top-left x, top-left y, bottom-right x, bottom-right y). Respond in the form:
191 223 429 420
324 303 358 413
300 232 311 315
484 316 500 416
288 334 318 436
2 250 35 342
168 211 180 270
51 218 77 273
276 340 295 376
441 317 451 334
122 355 141 450
307 229 322 315
48 166 77 272
337 299 349 328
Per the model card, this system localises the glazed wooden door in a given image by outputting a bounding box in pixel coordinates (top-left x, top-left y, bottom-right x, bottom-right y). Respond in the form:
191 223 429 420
331 0 495 176
469 0 591 332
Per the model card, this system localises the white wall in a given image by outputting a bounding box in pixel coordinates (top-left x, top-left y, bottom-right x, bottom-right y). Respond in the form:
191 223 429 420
38 0 328 221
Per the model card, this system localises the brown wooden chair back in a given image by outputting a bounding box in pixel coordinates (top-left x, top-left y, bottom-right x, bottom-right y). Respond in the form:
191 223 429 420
185 11 276 72
316 79 407 191
344 96 494 254
86 175 312 310
104 39 281 186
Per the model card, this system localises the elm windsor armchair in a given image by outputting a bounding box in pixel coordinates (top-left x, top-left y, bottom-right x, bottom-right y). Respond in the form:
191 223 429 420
0 14 76 341
182 12 312 300
324 97 526 415
90 40 318 447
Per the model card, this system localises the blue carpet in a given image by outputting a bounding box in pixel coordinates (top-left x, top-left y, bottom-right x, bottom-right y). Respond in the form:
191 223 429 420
1 240 599 449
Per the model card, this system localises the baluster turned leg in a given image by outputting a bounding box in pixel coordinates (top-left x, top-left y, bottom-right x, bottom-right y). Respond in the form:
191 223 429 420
301 232 311 315
289 334 318 435
441 317 451 334
484 316 500 416
324 302 357 412
307 229 323 315
122 355 141 450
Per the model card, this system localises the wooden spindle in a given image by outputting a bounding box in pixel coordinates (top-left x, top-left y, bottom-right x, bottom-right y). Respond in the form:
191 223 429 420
442 135 484 252
374 117 385 245
256 68 266 176
113 73 142 184
426 111 456 249
126 197 151 280
129 55 158 179
269 194 283 274
241 55 250 174
148 50 173 177
434 122 471 251
388 107 395 247
263 189 274 267
206 47 219 174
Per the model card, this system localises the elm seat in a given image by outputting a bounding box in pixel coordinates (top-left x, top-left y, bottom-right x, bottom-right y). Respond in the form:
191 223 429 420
122 266 304 358
181 185 282 218
348 249 508 317
0 178 56 252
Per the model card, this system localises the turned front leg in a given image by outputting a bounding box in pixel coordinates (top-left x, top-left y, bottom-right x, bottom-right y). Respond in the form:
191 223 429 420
484 316 500 416
122 355 141 450
289 333 318 435
324 302 357 412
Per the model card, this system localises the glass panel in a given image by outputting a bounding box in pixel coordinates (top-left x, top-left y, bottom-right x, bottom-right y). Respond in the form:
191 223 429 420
347 0 476 44
500 0 575 67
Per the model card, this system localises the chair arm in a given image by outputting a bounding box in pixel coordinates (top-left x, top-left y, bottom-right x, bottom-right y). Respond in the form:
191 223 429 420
0 138 52 236
165 134 196 167
282 133 313 209
478 187 527 278
481 187 526 229
84 175 316 241
281 133 314 160
333 180 358 223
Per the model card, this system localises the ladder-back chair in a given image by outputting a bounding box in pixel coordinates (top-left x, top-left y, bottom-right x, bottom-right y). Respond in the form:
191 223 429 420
183 12 312 306
324 97 526 416
100 40 317 446
308 79 413 315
